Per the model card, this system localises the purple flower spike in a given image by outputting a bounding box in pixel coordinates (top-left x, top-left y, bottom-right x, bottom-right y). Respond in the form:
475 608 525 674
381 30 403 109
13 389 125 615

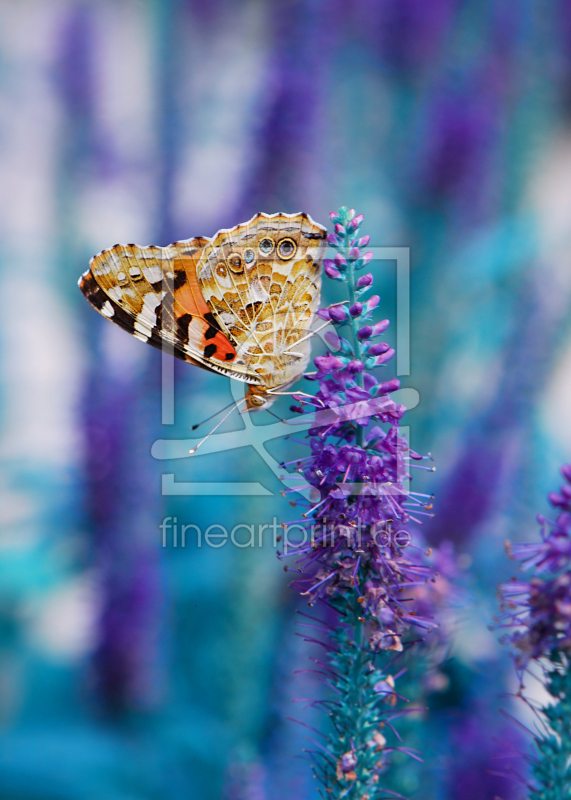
329 305 348 322
334 223 345 235
285 207 438 797
357 273 373 288
357 325 373 340
358 235 370 247
327 233 341 247
325 264 343 280
562 464 571 483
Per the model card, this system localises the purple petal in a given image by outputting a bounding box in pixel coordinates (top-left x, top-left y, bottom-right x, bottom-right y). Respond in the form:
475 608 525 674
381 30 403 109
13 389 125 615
324 331 340 350
356 273 373 287
372 319 390 335
329 305 348 322
349 303 363 317
376 378 400 394
347 360 364 374
358 235 370 247
357 326 372 340
372 348 395 365
549 492 570 508
324 264 342 280
368 342 391 356
364 295 380 313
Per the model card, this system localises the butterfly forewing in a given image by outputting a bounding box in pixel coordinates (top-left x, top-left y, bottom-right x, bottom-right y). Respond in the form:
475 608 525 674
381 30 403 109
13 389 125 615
79 239 261 383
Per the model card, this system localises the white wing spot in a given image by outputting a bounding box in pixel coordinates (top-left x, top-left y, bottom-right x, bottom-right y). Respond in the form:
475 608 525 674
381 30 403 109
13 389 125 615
129 267 141 278
117 272 126 281
108 287 123 303
143 266 162 283
101 301 114 318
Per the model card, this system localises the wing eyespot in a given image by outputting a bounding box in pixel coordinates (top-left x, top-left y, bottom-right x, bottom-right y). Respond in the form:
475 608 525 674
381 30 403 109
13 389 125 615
259 237 274 256
277 238 297 261
216 263 227 278
227 253 243 273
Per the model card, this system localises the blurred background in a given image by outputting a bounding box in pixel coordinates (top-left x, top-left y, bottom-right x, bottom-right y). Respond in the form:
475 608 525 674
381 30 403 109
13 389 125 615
1 1 571 798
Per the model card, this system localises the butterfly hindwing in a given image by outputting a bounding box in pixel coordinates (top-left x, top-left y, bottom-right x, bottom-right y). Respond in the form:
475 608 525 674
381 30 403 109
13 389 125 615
196 212 326 391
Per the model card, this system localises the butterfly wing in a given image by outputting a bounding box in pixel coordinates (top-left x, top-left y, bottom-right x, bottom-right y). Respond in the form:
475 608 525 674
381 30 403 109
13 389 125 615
79 239 262 383
196 212 326 391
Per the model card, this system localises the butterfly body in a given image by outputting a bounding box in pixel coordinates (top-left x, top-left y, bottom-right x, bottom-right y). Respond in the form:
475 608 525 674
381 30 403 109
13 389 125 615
79 213 327 409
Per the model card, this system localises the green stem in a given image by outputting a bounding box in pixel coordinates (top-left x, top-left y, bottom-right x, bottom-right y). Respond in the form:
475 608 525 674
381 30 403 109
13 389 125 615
344 237 365 448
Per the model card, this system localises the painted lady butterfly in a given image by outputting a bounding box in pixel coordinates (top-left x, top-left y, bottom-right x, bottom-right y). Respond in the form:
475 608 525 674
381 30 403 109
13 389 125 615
79 212 327 410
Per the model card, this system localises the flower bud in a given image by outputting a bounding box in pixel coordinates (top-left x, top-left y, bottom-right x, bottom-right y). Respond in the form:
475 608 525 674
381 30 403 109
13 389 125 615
371 319 390 335
358 235 370 247
347 360 364 374
357 273 373 288
325 264 343 280
334 223 345 235
357 326 372 340
349 303 363 317
368 342 391 356
329 305 348 322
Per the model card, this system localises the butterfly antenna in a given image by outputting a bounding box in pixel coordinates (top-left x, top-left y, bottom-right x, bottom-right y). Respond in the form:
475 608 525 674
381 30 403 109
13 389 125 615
189 398 245 455
191 399 238 431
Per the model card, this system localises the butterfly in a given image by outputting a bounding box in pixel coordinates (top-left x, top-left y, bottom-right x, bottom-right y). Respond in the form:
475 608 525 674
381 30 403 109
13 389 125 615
79 212 327 410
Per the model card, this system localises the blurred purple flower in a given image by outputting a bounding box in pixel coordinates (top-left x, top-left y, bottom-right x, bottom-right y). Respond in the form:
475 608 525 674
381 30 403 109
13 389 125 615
498 464 571 668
